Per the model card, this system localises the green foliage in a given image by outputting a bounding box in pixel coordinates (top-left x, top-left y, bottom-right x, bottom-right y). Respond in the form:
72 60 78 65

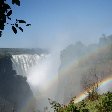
49 92 112 112
48 97 89 112
87 89 99 101
0 0 31 37
95 92 112 112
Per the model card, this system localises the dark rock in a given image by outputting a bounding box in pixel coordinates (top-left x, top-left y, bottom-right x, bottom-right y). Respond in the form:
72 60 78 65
0 55 35 112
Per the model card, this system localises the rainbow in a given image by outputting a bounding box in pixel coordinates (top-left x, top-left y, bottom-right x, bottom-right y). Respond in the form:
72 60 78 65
19 44 112 111
74 76 112 103
20 75 112 112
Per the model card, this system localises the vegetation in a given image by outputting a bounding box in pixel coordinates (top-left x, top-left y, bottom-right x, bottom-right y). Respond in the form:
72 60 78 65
48 91 112 112
49 65 112 112
81 68 100 101
57 35 112 103
0 0 31 37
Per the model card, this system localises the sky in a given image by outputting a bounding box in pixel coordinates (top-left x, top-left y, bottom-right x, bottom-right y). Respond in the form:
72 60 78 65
0 0 112 49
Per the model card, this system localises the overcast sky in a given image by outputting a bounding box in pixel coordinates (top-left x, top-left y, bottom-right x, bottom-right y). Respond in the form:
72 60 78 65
0 0 112 49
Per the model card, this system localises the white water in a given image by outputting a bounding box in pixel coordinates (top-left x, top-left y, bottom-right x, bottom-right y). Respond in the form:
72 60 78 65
11 54 46 77
11 52 60 111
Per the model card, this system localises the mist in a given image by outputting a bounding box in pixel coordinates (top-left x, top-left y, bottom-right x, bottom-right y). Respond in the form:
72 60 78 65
18 33 112 111
0 0 112 111
26 47 61 110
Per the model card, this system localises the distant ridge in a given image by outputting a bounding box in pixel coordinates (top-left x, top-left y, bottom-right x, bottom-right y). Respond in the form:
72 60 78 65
0 48 48 55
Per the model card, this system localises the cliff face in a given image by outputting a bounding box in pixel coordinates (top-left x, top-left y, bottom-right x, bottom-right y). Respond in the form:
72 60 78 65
57 42 88 104
0 55 35 112
57 35 112 104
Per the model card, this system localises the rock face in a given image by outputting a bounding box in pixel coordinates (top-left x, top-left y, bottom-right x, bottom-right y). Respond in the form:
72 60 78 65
0 55 35 112
57 35 112 104
57 42 87 104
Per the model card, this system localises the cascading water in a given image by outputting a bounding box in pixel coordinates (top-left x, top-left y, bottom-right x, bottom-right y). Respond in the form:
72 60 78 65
11 51 60 111
11 54 46 77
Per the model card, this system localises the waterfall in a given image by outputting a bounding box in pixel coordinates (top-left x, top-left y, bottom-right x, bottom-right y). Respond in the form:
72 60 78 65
11 54 46 77
11 52 59 111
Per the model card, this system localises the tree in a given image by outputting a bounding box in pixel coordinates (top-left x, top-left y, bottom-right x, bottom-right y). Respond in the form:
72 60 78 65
0 0 31 37
48 97 90 112
81 68 100 101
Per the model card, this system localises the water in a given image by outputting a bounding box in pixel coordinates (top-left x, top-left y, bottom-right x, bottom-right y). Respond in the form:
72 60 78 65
11 52 60 111
11 54 46 76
